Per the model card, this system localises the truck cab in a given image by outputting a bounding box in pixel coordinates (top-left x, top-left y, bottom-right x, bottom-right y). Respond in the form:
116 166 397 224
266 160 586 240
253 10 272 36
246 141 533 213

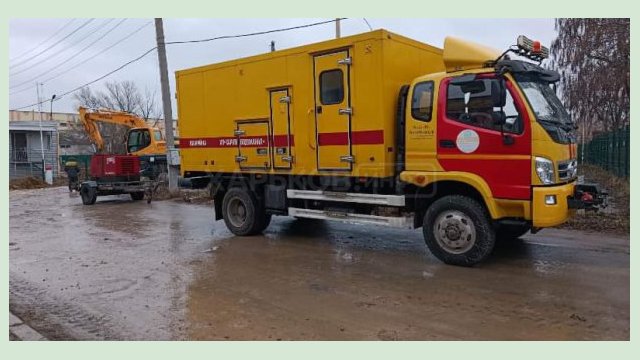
403 37 579 229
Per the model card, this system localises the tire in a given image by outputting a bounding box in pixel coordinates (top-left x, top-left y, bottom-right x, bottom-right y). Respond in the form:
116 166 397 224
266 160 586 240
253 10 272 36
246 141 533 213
130 192 145 201
80 185 97 205
423 195 495 266
221 187 267 236
496 224 530 242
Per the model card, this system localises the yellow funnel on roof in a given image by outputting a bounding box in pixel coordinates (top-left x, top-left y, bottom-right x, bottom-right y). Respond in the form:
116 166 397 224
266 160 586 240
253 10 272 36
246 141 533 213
443 36 501 73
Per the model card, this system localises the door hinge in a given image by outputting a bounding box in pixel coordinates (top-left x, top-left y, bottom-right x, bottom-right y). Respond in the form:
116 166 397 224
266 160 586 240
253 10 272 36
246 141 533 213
338 107 353 115
339 155 355 163
281 155 293 163
337 57 352 66
235 155 247 163
279 96 291 104
233 129 246 136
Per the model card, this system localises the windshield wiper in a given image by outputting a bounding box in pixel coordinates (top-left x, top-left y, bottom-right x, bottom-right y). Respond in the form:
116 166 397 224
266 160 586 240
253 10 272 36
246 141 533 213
538 118 577 131
538 118 562 125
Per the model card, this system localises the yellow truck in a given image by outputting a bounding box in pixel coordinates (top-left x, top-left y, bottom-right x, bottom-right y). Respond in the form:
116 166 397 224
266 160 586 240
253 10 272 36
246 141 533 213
176 30 606 266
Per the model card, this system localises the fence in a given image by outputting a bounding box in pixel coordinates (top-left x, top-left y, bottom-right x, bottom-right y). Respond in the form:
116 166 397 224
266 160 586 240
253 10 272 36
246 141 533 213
9 162 44 180
579 126 630 178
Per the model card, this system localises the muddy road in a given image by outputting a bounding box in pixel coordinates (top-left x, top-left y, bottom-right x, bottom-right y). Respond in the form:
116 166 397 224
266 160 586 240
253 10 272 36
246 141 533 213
9 187 629 340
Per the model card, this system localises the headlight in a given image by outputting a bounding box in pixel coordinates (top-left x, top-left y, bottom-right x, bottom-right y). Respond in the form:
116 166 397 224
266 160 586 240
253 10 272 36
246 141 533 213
535 157 555 184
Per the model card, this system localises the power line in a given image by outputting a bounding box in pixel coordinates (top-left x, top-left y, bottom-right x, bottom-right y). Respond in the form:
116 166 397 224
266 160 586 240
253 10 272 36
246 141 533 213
9 18 95 70
10 19 77 63
10 18 347 111
11 47 158 111
11 19 114 76
165 18 347 45
10 20 153 96
10 19 128 90
363 18 373 31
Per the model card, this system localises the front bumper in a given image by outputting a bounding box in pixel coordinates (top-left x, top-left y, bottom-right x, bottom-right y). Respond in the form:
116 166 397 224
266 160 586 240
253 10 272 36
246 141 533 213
532 182 576 228
532 181 609 228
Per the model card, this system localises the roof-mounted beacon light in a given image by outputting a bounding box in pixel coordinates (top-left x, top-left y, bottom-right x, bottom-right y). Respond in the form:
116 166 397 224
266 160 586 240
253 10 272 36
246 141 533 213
516 35 549 61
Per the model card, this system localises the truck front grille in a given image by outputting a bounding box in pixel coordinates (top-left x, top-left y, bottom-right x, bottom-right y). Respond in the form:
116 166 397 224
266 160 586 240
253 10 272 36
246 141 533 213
558 159 578 181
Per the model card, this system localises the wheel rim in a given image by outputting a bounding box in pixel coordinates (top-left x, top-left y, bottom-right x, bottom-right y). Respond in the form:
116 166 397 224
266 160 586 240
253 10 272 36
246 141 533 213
433 210 476 254
227 198 247 228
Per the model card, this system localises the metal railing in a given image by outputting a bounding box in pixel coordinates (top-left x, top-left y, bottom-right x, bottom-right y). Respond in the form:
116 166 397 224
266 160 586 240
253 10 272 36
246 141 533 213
10 148 28 162
579 126 630 178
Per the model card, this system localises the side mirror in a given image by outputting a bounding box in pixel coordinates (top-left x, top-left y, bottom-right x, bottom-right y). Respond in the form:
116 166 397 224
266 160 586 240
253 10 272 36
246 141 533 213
491 79 507 108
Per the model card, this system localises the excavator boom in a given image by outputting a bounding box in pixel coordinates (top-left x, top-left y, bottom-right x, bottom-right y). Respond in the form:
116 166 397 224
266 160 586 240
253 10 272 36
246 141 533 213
78 107 165 155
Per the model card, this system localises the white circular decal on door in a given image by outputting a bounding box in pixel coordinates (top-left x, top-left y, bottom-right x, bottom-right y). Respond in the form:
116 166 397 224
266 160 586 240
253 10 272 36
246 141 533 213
456 129 480 153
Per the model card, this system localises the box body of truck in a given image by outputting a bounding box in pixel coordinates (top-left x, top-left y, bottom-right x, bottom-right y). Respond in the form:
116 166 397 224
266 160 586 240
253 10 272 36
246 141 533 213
177 30 443 179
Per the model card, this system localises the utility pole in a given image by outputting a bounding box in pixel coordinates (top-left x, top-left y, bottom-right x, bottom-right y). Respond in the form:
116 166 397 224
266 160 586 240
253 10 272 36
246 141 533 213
36 83 45 180
155 18 178 190
335 18 341 38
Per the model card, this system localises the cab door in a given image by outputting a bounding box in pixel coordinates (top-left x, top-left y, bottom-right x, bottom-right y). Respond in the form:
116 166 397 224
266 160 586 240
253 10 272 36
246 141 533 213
314 50 352 171
270 89 293 169
235 120 270 170
436 75 532 200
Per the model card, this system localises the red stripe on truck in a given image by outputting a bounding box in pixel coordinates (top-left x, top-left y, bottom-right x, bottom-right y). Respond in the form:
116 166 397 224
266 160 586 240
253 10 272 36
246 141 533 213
318 130 384 146
180 130 383 148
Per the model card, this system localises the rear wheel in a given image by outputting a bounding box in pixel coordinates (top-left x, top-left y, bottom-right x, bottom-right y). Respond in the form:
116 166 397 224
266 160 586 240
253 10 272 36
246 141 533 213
222 187 268 236
130 192 145 201
80 185 97 205
423 195 495 266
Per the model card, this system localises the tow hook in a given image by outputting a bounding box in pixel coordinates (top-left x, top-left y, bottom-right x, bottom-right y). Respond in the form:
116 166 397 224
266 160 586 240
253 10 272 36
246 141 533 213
568 183 608 211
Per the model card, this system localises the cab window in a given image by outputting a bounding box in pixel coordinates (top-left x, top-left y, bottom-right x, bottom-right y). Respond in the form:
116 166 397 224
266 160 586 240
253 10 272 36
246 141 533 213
411 81 434 122
127 130 151 153
446 78 523 134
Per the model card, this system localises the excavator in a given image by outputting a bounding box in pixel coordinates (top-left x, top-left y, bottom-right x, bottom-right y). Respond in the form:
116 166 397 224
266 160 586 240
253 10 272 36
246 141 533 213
78 106 168 180
76 107 169 205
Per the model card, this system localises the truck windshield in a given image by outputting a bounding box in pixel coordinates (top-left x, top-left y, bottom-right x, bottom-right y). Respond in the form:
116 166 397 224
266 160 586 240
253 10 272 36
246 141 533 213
516 78 573 127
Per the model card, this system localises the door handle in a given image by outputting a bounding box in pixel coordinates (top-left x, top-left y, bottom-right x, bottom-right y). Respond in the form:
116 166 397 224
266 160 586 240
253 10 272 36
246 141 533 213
439 140 455 148
503 134 515 145
316 105 322 114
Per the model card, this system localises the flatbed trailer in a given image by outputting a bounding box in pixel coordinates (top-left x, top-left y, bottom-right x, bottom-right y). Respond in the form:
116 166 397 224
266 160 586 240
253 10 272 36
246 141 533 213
79 179 157 205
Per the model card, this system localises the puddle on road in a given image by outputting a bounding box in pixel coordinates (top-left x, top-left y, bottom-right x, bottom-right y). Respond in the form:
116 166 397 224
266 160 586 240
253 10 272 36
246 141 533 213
10 187 630 340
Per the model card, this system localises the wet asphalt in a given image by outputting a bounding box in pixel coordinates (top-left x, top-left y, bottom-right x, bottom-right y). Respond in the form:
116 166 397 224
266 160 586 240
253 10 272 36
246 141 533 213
9 187 629 340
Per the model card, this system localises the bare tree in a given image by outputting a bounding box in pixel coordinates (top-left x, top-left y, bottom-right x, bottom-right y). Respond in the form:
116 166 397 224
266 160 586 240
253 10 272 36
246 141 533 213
138 87 160 122
73 81 160 154
551 18 630 140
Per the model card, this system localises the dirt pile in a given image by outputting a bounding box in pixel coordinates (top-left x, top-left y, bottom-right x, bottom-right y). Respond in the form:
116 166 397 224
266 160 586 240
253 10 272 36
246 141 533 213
9 177 49 190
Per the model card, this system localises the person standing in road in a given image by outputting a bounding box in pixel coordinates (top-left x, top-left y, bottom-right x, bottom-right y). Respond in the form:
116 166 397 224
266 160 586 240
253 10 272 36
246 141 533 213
64 158 80 192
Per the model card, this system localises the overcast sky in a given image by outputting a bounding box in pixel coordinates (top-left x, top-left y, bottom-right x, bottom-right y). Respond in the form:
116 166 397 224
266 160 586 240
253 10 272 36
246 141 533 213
9 18 556 116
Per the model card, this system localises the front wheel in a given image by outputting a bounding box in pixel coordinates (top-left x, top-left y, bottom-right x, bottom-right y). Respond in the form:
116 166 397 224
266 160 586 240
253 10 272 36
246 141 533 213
423 195 495 266
80 185 97 205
